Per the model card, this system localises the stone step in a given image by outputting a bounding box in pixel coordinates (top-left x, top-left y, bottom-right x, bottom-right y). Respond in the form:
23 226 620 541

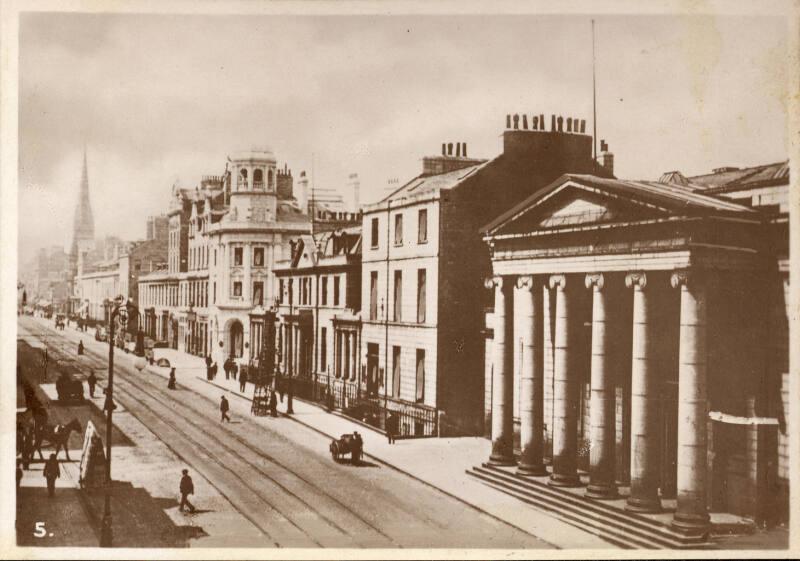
467 465 715 549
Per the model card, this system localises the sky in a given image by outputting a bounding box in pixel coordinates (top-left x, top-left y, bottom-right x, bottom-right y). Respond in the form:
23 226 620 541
18 11 789 257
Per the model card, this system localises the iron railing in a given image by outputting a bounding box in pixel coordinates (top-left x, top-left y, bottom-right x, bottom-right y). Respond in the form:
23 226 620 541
292 375 438 438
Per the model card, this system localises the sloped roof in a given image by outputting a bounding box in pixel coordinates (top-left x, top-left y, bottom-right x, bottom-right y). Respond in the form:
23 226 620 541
483 173 755 235
377 162 488 204
687 161 788 192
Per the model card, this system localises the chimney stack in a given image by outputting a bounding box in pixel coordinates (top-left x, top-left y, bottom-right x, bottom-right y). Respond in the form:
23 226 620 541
551 114 556 131
567 117 573 132
599 140 614 176
462 143 467 157
442 143 447 156
506 114 511 129
522 114 528 130
513 114 520 130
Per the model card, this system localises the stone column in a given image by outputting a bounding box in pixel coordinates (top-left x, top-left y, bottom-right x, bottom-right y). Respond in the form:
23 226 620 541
585 273 618 498
625 272 661 512
486 276 515 465
516 275 547 475
670 271 710 533
549 274 580 486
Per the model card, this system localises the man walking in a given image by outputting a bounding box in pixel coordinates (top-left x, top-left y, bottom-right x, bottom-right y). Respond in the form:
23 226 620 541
220 395 230 422
223 357 232 380
205 355 212 381
179 468 196 513
269 389 278 418
239 368 248 393
386 411 398 444
43 453 60 498
87 370 97 398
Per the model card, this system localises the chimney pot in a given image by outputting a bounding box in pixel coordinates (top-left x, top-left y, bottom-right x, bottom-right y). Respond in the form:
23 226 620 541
463 143 467 157
447 142 454 156
540 114 544 130
506 114 511 129
442 143 447 156
456 142 461 157
557 116 564 132
522 115 528 130
580 119 586 133
567 117 573 132
551 114 556 131
532 115 539 130
513 114 520 130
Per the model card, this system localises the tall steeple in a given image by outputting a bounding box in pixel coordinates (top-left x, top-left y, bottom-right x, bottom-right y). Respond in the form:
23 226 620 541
72 146 95 253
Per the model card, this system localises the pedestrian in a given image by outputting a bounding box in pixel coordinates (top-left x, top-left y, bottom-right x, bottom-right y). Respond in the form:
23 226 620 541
220 395 230 422
239 368 247 393
168 368 177 390
223 357 231 380
231 360 238 381
352 431 363 464
205 355 212 381
87 370 97 398
77 340 84 355
16 459 23 491
211 361 218 380
43 453 60 498
179 468 196 513
386 411 398 444
269 389 278 418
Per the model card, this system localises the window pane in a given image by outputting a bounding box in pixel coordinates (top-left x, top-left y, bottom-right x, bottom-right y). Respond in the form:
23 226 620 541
393 271 402 321
416 349 425 402
418 209 428 243
392 346 401 398
371 218 379 248
417 269 426 323
370 272 378 320
394 214 403 245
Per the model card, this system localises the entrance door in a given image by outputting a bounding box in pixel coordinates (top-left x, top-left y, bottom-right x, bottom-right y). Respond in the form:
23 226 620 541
366 343 379 397
230 321 244 358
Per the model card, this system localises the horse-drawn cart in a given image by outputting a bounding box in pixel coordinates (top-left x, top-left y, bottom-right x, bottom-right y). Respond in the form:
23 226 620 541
329 432 363 465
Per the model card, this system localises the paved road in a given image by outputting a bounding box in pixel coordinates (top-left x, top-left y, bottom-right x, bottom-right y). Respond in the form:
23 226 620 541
19 317 549 549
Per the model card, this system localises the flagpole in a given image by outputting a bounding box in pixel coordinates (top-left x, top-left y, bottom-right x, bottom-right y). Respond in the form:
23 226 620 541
592 18 597 163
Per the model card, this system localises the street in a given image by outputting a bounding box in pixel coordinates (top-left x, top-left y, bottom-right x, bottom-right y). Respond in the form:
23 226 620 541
16 316 549 549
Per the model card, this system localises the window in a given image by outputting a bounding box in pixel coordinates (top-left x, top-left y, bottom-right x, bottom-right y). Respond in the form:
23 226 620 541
417 269 426 323
320 327 327 372
393 270 402 321
233 247 243 266
321 276 328 305
253 247 264 266
233 281 242 297
394 213 403 245
418 208 428 243
279 279 284 304
334 276 340 306
416 349 425 403
370 271 378 320
288 279 294 305
253 282 264 306
392 346 401 398
371 218 379 248
214 250 217 266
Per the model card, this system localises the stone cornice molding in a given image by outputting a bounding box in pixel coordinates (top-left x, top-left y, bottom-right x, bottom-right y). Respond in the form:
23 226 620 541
625 272 647 289
585 273 605 291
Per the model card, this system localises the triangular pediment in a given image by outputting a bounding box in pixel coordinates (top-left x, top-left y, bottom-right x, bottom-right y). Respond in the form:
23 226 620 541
490 181 669 236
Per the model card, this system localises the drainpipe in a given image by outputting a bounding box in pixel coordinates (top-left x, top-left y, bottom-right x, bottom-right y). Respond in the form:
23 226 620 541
384 199 391 426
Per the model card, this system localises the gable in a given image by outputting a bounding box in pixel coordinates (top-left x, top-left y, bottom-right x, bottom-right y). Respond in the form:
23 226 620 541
492 183 667 236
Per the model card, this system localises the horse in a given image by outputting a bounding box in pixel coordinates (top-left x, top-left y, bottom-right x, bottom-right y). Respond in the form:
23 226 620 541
34 418 81 462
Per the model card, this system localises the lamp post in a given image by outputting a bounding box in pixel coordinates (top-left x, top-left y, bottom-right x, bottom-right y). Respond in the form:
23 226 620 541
100 296 144 548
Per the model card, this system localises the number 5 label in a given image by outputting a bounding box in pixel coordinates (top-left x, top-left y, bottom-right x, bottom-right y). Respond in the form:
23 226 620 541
33 522 46 538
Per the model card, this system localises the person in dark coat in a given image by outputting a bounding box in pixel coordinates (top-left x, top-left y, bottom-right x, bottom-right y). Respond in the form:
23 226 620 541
223 357 232 380
87 370 97 398
386 411 398 444
179 468 196 513
43 453 60 497
168 368 177 390
269 389 278 417
231 360 238 381
205 355 212 381
16 459 23 491
77 340 84 355
210 362 218 380
220 395 230 422
239 368 248 393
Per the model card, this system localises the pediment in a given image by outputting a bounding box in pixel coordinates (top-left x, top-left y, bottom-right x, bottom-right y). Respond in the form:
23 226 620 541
492 183 667 236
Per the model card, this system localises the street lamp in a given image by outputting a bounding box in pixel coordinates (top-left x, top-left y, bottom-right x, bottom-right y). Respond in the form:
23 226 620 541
100 295 143 547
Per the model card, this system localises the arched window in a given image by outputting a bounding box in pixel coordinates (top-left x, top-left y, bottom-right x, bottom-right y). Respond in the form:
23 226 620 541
267 168 274 190
238 168 248 190
253 168 264 189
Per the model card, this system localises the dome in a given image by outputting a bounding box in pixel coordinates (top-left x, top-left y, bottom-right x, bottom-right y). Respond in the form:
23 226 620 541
228 147 276 164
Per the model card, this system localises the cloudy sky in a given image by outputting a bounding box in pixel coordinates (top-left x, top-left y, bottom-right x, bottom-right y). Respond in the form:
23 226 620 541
18 11 788 256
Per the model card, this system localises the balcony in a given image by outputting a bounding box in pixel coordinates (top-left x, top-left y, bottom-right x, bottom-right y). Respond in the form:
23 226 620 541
252 181 265 190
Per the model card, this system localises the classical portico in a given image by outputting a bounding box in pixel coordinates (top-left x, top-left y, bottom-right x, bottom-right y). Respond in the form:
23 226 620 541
481 173 771 533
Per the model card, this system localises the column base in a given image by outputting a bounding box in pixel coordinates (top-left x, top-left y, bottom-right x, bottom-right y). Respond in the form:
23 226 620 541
517 463 548 477
487 454 516 467
548 472 582 487
671 511 710 535
585 482 619 500
625 495 662 513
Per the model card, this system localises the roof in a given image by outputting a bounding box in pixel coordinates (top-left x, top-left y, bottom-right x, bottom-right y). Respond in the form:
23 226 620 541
686 161 788 192
375 162 488 205
482 172 756 235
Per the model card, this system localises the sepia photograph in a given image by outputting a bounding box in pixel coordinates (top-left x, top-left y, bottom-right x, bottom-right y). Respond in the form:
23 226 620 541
2 0 797 557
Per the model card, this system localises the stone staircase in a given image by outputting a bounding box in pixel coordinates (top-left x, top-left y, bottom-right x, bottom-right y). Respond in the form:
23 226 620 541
466 463 753 549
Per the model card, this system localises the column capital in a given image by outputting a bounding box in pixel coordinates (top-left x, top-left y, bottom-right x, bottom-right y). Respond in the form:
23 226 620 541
549 274 566 290
625 271 647 289
670 269 703 289
484 275 505 290
516 275 535 290
585 273 605 291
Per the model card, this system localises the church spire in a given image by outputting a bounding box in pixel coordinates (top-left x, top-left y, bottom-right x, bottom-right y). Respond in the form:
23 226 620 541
72 146 95 253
